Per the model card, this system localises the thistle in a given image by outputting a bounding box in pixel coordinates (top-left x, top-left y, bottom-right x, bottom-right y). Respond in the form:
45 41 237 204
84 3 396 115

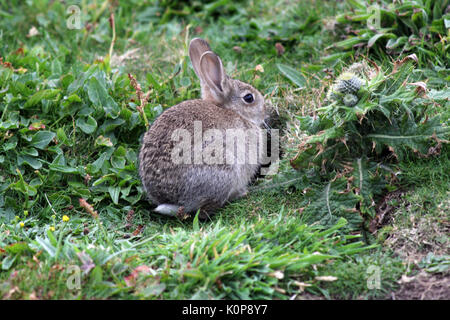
335 72 363 94
343 93 359 107
327 71 363 106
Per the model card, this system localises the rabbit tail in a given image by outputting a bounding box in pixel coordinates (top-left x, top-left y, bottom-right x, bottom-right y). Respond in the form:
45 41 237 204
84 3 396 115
154 204 180 216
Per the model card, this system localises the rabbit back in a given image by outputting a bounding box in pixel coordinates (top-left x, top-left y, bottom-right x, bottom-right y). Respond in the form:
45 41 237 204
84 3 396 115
138 99 261 215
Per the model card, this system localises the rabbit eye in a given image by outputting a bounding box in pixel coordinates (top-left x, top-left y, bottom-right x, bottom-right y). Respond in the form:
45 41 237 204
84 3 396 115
243 93 254 103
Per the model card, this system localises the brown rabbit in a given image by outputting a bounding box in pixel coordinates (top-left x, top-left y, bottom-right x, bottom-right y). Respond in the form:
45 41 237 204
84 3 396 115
138 38 266 218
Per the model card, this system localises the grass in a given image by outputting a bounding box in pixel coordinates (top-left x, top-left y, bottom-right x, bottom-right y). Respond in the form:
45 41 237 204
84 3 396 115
0 0 449 299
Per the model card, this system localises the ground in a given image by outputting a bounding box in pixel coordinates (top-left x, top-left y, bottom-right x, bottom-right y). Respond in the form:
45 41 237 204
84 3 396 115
0 0 448 299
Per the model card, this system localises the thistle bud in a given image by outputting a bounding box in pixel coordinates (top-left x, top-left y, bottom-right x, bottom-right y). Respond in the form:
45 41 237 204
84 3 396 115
335 72 363 94
343 94 359 107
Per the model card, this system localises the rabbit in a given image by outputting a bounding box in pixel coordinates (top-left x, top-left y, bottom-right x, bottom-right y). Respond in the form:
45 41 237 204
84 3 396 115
138 38 266 218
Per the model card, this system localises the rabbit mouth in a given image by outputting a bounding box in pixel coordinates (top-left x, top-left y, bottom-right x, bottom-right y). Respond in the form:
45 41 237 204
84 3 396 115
233 110 266 128
246 116 266 127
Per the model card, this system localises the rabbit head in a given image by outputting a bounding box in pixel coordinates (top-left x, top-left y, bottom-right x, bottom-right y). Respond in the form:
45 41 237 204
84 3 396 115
189 38 266 127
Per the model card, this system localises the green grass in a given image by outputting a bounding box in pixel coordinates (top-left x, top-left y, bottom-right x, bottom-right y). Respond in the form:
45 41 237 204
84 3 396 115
0 0 449 299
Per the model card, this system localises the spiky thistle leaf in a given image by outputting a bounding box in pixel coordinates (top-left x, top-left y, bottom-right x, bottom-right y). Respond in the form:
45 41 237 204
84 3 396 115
303 178 362 231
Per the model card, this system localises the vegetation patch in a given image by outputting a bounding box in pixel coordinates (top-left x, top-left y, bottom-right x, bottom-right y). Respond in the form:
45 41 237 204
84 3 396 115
0 0 448 299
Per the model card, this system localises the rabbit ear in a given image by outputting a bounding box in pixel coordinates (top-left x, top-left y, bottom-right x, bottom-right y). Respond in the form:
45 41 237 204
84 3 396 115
199 51 229 101
189 38 212 79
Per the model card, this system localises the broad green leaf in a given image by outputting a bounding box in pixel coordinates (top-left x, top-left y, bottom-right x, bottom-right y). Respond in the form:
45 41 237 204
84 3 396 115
56 128 72 146
87 77 103 106
24 89 60 108
2 138 17 151
98 118 126 134
386 36 407 49
17 155 42 169
142 283 166 297
86 77 120 118
347 0 365 10
114 146 126 157
367 33 395 48
76 115 97 134
334 36 364 50
90 265 103 284
51 59 62 75
1 254 17 270
90 152 109 173
111 156 126 169
49 164 79 174
95 135 113 147
66 94 82 103
10 176 37 196
321 52 352 63
47 229 58 246
92 174 116 186
277 64 306 88
108 186 120 204
30 131 56 149
35 236 56 257
0 119 19 130
21 147 38 157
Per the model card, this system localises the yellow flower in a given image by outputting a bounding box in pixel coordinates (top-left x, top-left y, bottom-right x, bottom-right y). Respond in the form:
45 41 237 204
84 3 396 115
24 210 29 217
62 215 70 222
49 226 55 232
19 222 25 228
